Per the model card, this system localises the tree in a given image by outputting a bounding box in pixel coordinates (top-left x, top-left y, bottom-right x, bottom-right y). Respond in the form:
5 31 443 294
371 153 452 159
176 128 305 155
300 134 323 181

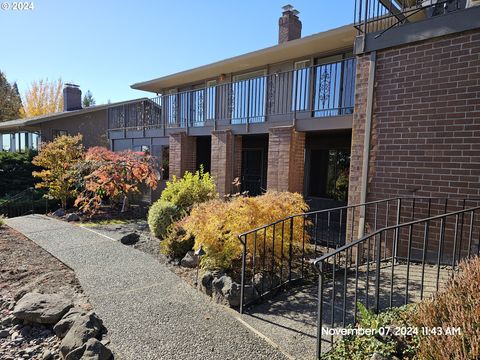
0 71 24 121
82 90 96 107
23 78 64 117
32 134 84 209
74 147 158 214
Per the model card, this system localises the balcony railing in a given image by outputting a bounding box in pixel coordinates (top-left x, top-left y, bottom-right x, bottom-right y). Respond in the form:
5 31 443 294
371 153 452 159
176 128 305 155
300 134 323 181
354 0 468 36
107 98 162 131
146 58 356 129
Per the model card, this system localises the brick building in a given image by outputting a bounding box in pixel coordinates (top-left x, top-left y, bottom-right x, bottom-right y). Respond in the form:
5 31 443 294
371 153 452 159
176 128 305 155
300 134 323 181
114 3 480 217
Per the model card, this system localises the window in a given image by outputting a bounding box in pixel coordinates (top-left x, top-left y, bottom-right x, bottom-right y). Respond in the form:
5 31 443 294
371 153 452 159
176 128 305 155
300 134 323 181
52 130 68 138
308 149 350 201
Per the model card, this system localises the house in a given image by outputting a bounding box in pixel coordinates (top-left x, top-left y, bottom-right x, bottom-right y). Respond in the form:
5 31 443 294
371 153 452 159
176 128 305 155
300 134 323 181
0 84 161 151
117 5 357 209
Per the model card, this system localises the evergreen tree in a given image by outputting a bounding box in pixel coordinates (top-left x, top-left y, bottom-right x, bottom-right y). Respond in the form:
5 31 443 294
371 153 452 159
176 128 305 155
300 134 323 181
0 71 24 122
82 90 96 107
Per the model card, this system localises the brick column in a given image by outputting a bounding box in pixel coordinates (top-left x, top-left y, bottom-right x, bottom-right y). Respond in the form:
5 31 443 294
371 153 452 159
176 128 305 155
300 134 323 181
211 130 241 196
169 132 196 180
267 125 305 193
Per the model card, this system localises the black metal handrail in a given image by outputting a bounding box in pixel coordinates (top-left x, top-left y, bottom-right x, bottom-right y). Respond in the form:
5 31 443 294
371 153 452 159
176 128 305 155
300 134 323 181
354 0 468 36
314 202 480 358
237 196 478 314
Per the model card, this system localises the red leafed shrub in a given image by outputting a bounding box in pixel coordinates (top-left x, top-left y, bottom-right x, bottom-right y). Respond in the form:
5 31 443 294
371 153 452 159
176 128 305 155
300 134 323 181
74 147 158 214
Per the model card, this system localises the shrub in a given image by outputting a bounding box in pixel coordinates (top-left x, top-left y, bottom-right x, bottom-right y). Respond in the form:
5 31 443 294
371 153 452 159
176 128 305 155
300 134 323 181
32 134 85 209
183 191 309 270
160 220 195 259
148 200 180 239
0 215 5 228
325 303 418 360
413 256 480 359
74 147 158 214
0 150 39 197
160 168 217 212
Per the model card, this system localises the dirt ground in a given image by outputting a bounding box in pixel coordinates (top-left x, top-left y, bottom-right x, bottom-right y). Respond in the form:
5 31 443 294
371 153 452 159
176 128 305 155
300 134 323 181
0 225 85 302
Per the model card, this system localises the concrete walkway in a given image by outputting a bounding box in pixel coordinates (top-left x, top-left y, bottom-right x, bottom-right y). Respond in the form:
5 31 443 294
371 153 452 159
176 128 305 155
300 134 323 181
6 215 288 360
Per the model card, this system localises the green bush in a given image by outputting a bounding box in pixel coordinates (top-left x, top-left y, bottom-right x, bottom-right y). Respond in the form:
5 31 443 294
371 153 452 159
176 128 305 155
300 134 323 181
0 150 39 197
147 200 180 238
160 220 195 259
325 303 418 360
160 167 218 212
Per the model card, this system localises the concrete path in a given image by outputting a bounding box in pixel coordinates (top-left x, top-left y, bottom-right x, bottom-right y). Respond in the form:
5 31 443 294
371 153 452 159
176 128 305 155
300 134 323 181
6 215 288 360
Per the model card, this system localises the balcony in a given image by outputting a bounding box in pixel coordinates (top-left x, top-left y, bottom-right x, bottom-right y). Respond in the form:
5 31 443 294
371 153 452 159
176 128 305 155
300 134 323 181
354 0 479 54
108 57 356 137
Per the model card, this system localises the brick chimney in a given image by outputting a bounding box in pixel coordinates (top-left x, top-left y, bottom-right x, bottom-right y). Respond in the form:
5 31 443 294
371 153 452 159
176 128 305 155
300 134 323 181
63 84 82 111
278 5 302 44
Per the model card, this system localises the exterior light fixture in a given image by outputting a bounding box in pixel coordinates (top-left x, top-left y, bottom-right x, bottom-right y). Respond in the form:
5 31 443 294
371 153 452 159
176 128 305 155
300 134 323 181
194 245 206 286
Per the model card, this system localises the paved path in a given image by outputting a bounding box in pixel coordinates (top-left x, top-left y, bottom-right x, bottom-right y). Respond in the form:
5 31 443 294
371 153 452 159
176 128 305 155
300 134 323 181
6 215 288 360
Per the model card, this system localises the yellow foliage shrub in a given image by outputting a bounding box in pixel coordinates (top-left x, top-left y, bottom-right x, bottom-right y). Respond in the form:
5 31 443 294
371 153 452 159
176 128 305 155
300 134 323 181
183 191 309 270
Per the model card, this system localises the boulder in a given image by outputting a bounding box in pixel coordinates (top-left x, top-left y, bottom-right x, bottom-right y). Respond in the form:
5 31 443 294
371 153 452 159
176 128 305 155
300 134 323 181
60 312 104 358
212 275 257 307
119 233 140 245
54 307 87 338
52 208 66 217
180 251 199 268
198 271 215 296
66 213 80 222
81 338 113 360
13 293 72 324
253 273 280 293
370 353 387 360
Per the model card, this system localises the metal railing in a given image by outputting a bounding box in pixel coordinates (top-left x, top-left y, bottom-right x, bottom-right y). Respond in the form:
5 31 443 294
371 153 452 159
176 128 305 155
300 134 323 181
133 58 355 130
236 196 475 313
314 200 480 357
107 98 162 131
0 188 59 218
354 0 468 36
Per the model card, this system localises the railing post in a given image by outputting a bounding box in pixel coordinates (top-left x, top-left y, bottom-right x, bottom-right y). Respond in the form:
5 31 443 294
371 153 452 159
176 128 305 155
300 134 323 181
393 198 402 262
288 217 294 282
239 234 247 314
316 261 324 359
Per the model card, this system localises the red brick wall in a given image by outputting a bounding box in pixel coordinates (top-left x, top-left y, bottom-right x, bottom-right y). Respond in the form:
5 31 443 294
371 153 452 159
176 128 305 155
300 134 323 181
349 29 480 256
267 126 305 193
211 130 242 196
169 132 196 180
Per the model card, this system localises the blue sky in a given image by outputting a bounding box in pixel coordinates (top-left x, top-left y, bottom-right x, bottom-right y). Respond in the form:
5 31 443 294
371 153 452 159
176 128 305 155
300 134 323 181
0 0 355 105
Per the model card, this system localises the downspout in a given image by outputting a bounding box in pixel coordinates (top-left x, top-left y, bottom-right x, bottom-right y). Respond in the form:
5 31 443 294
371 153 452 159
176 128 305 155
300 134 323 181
358 51 376 238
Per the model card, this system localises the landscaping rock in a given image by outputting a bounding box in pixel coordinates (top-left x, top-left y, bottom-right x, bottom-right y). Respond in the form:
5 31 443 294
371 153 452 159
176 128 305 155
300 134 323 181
52 209 66 217
198 271 215 296
370 353 387 360
66 213 80 222
119 232 140 245
180 251 199 268
54 307 87 338
13 293 72 324
81 338 113 360
60 312 104 358
212 275 257 307
253 273 280 293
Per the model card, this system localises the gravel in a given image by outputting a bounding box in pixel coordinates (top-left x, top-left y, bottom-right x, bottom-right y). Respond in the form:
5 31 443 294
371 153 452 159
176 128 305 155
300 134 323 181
6 215 288 360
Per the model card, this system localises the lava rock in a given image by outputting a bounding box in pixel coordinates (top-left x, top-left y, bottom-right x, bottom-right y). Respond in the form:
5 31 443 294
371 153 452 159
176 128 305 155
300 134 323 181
66 213 80 222
119 233 140 245
60 312 104 358
180 251 199 268
13 293 72 324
